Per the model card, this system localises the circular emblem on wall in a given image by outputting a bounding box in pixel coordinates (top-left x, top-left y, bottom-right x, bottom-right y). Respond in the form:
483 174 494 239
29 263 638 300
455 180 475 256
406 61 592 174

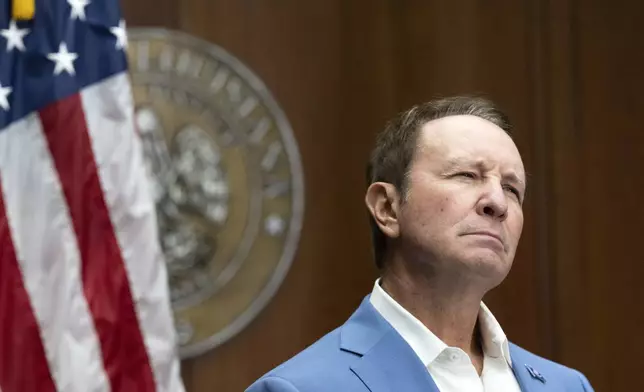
125 29 304 358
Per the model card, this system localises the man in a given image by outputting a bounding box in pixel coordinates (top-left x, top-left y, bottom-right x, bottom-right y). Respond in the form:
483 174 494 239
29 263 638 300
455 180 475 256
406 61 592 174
246 96 594 392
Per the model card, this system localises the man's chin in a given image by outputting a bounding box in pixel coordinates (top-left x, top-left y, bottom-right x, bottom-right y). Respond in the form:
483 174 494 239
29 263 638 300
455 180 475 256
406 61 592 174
457 251 513 282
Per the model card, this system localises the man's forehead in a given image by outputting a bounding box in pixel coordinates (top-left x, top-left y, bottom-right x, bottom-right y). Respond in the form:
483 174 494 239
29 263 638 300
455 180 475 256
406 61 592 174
419 115 508 143
416 116 525 176
443 154 524 170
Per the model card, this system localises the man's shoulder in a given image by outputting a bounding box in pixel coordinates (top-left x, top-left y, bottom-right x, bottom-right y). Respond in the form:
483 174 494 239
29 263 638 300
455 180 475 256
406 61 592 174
246 327 364 392
510 343 593 391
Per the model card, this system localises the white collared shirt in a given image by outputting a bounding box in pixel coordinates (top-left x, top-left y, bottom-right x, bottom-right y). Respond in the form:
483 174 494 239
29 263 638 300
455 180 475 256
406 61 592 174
370 280 522 392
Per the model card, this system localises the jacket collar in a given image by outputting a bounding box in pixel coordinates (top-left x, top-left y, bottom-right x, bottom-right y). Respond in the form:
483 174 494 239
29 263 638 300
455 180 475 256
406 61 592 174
341 296 556 392
509 344 558 392
341 296 440 392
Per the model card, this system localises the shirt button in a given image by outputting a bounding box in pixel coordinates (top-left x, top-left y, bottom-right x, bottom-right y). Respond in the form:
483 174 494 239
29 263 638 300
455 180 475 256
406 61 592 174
449 353 459 361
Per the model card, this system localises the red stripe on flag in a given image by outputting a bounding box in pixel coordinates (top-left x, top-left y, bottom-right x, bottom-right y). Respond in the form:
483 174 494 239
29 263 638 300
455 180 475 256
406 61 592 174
0 177 57 392
39 94 156 392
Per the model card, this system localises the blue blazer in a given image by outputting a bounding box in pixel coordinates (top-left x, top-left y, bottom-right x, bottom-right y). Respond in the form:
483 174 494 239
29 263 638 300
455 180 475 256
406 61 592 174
246 296 594 392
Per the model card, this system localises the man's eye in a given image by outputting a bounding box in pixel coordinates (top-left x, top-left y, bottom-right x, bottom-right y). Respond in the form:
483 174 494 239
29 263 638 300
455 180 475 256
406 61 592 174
504 185 521 199
455 172 477 179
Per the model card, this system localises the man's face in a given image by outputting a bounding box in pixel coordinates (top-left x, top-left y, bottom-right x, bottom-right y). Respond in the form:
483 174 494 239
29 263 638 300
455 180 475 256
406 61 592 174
398 115 526 283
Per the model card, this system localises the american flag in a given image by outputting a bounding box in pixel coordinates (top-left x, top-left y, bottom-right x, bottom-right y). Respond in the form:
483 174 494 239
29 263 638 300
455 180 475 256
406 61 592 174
0 0 185 391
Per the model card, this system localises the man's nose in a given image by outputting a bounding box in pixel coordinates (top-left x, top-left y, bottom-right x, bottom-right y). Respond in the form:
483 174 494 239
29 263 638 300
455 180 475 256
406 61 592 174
476 180 508 221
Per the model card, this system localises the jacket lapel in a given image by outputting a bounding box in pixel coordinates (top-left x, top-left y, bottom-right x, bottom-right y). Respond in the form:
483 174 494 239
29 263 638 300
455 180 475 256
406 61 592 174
509 344 555 392
350 330 440 392
340 296 440 392
340 297 571 392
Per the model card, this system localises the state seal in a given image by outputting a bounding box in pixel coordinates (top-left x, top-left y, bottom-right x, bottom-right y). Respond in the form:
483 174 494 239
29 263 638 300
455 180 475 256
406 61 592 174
126 29 304 358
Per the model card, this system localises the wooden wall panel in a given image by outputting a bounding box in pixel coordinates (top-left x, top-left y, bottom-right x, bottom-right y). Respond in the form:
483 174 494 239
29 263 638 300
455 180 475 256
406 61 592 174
547 0 644 389
121 0 178 28
119 0 644 390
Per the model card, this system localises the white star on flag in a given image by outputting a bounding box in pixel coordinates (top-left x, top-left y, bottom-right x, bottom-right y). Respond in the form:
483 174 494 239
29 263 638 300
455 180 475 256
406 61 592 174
110 19 128 49
47 43 79 75
0 83 12 111
68 0 91 21
1 20 30 52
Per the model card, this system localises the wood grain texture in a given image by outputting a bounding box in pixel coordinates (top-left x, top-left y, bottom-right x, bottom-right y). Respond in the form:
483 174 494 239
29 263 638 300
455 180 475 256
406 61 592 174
549 0 644 389
120 0 178 28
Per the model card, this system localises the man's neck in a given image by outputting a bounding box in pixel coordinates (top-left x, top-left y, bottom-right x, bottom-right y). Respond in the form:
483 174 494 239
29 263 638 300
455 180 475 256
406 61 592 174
380 263 487 370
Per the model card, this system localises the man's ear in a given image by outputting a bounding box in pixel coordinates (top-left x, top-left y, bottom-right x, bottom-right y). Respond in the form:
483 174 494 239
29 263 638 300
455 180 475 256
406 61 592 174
365 182 402 239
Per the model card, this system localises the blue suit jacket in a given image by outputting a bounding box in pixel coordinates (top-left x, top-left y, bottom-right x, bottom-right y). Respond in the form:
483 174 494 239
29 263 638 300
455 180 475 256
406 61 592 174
246 296 594 392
